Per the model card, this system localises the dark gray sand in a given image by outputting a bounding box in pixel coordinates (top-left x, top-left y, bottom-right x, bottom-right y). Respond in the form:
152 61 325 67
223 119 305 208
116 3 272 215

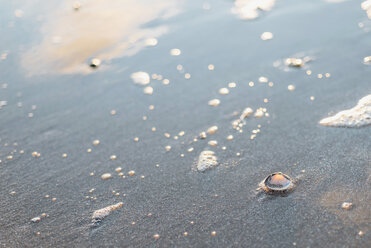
0 0 370 247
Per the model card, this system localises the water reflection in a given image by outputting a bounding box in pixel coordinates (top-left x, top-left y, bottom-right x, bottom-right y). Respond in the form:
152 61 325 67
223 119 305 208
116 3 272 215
231 0 275 20
320 187 370 226
22 0 182 75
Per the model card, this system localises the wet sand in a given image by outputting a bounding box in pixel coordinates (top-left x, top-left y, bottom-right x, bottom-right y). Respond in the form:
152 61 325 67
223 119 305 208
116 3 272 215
0 0 370 247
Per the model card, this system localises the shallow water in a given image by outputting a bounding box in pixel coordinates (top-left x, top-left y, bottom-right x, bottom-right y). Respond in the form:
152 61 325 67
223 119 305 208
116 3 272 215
0 0 370 247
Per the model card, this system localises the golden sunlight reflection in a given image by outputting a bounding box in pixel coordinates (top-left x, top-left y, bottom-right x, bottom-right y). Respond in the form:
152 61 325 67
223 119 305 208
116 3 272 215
22 0 182 75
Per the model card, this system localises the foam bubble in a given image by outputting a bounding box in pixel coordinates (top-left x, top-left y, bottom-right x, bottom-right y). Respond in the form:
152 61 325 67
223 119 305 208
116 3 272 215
145 38 158 47
364 56 371 64
208 99 220 106
208 140 218 147
207 126 218 135
170 48 181 56
143 86 153 95
101 173 112 180
131 71 150 85
261 32 273 41
219 88 229 95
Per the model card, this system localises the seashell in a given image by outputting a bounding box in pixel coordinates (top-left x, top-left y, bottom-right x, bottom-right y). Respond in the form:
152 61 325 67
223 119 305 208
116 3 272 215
259 172 295 195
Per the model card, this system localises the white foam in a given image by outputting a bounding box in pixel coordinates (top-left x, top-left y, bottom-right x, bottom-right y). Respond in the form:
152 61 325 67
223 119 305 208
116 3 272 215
240 107 253 120
362 0 371 19
131 71 150 85
197 151 218 172
92 202 123 222
319 94 371 127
